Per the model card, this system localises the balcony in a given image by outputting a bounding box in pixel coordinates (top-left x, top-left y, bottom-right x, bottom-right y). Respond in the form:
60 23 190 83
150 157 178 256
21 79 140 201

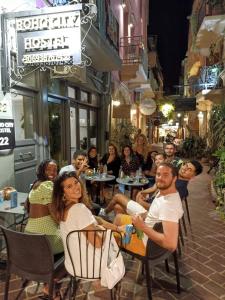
195 1 225 51
119 35 148 83
188 63 224 96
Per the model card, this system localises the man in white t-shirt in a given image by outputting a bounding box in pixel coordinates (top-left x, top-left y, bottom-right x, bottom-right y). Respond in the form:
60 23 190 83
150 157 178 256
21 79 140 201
59 151 89 177
114 163 183 255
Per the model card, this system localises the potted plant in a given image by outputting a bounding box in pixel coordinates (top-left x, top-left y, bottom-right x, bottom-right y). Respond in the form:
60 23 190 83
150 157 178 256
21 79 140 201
180 135 207 159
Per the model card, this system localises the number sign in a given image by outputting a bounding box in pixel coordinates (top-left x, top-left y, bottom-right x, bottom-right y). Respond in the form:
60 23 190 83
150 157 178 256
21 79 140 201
0 119 15 150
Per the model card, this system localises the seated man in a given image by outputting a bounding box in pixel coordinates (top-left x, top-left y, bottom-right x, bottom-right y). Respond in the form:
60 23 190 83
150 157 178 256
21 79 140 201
99 159 202 216
114 163 184 255
138 159 203 208
59 150 89 178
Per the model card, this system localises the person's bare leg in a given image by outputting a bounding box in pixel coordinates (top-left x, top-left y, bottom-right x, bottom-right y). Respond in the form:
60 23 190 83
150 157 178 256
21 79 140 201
114 203 126 215
113 213 124 226
105 193 129 214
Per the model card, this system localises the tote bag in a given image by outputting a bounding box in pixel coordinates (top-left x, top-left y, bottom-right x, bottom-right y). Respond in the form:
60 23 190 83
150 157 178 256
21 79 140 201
101 230 125 289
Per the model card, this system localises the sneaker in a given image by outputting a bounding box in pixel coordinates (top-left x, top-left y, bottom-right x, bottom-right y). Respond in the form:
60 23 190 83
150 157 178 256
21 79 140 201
98 208 106 217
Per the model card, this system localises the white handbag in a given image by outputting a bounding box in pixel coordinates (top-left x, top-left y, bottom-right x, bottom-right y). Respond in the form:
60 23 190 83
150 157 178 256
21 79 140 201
101 230 125 289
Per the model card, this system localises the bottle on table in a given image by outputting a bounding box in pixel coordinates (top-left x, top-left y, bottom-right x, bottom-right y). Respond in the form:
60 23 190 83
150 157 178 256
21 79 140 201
102 164 107 178
119 166 124 179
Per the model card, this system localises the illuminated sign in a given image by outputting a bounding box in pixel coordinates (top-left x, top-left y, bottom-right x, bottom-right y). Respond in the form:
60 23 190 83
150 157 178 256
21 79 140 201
16 7 81 66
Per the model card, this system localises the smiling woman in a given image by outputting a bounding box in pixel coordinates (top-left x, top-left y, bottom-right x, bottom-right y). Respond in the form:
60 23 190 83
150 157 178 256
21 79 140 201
51 171 125 280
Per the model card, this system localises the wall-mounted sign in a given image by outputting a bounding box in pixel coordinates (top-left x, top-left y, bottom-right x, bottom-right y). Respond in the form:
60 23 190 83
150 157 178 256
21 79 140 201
113 105 131 119
175 98 196 112
0 93 13 119
16 6 81 66
0 119 15 150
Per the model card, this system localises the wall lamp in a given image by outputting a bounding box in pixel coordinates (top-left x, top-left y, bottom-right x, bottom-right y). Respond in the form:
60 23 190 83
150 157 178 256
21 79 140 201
121 0 126 8
112 100 120 107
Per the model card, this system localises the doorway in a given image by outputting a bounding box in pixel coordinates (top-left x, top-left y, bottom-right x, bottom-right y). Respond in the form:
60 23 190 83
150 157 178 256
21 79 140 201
48 97 66 163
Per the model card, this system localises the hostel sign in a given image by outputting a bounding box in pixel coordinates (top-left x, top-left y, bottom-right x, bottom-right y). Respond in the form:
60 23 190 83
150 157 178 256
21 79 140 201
0 119 15 150
15 6 81 66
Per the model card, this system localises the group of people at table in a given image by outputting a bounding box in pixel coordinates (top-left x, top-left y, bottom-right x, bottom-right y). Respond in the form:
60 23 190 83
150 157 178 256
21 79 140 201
24 134 203 298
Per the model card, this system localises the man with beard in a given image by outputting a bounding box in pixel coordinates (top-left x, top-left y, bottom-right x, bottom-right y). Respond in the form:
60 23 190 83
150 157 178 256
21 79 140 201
164 142 183 168
113 163 183 255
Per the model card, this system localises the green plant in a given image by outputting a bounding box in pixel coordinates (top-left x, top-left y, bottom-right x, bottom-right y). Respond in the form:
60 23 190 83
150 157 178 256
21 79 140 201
111 121 138 152
180 135 207 159
208 104 225 152
212 148 225 218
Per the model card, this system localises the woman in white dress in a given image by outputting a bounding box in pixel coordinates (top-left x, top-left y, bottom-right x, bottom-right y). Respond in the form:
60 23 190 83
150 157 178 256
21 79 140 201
51 171 125 279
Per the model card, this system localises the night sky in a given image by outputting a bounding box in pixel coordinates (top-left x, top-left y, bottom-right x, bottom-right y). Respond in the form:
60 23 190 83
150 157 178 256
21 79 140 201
149 0 193 95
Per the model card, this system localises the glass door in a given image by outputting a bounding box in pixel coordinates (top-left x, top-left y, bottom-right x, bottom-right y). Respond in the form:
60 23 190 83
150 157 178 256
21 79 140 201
48 97 64 162
79 107 88 151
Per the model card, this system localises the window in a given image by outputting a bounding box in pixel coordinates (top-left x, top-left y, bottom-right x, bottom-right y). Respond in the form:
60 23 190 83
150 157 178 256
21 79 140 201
80 90 88 103
79 108 88 150
12 94 34 141
68 87 76 99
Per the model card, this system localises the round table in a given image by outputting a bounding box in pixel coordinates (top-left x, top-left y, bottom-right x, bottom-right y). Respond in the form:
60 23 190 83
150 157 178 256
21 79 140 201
85 174 115 183
116 177 149 198
116 178 148 187
84 174 115 204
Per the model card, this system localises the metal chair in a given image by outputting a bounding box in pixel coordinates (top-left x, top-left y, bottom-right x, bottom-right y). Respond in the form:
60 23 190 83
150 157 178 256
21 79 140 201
183 196 191 225
65 229 123 300
0 226 65 300
121 222 181 300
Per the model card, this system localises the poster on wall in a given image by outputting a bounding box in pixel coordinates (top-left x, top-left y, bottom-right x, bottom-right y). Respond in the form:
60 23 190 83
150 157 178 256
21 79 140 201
0 119 15 150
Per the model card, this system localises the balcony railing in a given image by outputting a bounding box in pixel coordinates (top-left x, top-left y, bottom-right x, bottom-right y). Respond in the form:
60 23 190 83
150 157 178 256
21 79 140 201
188 63 224 95
197 0 225 32
120 35 143 64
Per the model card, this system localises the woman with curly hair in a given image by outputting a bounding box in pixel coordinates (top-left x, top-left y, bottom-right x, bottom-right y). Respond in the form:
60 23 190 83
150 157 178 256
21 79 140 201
51 171 124 279
25 159 63 255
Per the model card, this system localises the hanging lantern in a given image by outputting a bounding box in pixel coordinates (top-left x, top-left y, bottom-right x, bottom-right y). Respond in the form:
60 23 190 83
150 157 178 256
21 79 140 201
139 98 156 115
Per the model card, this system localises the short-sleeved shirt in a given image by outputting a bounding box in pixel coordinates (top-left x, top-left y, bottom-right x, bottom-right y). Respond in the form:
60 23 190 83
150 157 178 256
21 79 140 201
144 192 183 245
176 179 189 199
60 203 100 277
59 164 76 175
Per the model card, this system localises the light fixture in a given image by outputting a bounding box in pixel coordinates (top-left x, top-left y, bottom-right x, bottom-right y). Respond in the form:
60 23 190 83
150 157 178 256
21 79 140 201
198 111 204 119
129 23 133 27
121 0 126 8
160 103 174 118
112 100 120 107
184 115 188 122
177 113 181 118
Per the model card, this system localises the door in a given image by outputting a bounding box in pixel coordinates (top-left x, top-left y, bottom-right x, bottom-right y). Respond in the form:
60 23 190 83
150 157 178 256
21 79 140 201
13 90 38 192
48 97 65 163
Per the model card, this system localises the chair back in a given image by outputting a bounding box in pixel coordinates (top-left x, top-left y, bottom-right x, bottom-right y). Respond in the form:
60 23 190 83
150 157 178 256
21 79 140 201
146 222 172 260
66 229 119 280
0 226 54 281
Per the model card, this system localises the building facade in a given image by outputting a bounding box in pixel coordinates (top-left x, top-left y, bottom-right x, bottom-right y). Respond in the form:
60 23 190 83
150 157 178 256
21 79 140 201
184 0 225 137
0 0 122 191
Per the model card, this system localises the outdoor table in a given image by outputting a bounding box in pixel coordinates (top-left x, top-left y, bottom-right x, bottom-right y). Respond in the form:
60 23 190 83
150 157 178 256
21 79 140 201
84 174 115 204
0 192 28 258
116 177 149 198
